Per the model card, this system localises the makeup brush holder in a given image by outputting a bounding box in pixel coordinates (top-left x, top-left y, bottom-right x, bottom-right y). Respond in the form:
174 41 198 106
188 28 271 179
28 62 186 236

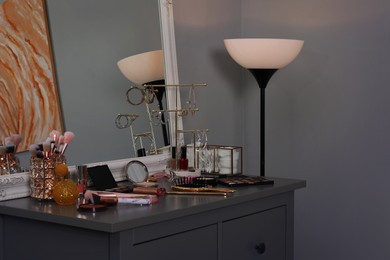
29 154 66 200
0 147 22 175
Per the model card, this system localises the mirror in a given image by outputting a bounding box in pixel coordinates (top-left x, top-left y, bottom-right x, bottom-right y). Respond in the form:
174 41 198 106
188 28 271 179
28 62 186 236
41 0 180 165
125 160 148 183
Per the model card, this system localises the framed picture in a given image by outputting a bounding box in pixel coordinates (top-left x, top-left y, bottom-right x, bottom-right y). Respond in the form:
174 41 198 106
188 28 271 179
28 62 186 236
0 0 63 151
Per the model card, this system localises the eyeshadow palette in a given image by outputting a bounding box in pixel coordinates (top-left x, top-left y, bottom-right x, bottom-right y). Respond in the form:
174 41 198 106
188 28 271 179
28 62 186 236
217 175 274 186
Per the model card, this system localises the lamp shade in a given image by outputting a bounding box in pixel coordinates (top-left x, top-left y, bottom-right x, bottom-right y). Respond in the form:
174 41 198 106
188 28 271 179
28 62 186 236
117 50 164 85
224 38 304 69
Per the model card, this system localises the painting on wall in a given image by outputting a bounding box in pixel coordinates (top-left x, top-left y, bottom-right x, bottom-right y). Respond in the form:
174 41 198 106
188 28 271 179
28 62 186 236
0 0 63 152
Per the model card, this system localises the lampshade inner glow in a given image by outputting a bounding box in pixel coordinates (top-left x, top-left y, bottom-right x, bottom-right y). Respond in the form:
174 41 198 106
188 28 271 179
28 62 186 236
117 50 164 85
224 38 304 69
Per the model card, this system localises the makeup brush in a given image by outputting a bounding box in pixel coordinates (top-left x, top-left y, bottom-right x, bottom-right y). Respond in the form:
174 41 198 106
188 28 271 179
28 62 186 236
50 130 61 148
46 137 55 154
50 130 61 140
10 134 23 151
43 141 51 158
4 137 11 146
29 144 39 157
61 131 75 155
56 135 64 153
0 145 6 157
4 140 16 155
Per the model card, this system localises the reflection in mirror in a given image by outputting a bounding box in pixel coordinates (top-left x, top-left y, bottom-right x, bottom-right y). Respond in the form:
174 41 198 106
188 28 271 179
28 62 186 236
43 0 175 165
125 160 148 183
116 50 170 157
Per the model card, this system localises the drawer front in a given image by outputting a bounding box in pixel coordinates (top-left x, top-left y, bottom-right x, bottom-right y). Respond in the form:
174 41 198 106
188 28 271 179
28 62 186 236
222 206 286 260
132 224 218 260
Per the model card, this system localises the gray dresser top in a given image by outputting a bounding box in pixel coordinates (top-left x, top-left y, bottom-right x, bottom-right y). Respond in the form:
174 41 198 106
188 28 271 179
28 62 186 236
0 177 305 233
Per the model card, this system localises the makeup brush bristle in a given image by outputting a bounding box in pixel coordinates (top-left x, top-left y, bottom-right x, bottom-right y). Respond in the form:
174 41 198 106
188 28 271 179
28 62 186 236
0 146 6 156
10 134 23 146
4 137 12 145
63 131 75 144
60 131 75 155
50 130 61 140
29 144 39 157
43 141 51 152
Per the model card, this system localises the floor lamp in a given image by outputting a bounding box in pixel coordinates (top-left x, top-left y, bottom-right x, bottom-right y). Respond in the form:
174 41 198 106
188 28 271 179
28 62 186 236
224 38 304 177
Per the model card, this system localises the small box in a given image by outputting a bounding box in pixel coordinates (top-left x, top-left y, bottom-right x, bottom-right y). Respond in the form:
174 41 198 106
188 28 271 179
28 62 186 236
197 145 242 175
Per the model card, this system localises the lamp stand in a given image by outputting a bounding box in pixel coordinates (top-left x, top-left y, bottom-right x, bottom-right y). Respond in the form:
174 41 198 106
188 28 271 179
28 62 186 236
146 80 170 146
248 69 278 177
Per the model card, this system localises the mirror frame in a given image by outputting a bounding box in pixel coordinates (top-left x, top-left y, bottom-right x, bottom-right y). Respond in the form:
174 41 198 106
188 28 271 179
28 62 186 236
159 0 184 146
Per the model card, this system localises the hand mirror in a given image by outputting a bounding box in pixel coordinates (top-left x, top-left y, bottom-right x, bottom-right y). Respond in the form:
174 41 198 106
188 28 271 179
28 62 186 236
125 160 157 187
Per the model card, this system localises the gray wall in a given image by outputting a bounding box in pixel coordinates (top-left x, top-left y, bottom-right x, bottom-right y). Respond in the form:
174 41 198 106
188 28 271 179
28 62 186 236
174 0 243 146
15 0 162 167
174 0 390 259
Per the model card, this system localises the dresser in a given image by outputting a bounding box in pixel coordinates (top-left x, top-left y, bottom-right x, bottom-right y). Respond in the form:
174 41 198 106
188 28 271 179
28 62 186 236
0 177 305 260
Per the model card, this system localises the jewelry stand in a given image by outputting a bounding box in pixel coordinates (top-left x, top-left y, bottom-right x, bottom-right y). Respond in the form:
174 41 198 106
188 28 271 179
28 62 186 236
145 83 207 171
115 85 160 157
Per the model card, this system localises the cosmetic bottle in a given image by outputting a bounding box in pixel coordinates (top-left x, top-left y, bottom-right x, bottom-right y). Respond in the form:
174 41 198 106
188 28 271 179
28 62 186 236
137 148 146 157
168 146 178 169
180 146 188 171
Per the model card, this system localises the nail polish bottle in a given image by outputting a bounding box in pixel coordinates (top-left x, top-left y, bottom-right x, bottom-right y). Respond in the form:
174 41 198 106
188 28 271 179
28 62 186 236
180 146 188 171
137 148 146 157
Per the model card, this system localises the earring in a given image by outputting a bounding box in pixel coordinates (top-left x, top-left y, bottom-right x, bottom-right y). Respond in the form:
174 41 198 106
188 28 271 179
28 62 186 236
144 86 156 104
126 86 145 105
189 84 196 115
115 114 138 129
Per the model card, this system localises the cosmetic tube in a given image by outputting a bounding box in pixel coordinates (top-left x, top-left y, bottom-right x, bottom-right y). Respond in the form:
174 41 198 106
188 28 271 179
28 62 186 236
91 193 154 206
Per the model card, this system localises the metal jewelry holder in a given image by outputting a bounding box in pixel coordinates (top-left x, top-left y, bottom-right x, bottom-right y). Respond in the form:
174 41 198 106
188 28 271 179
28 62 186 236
145 83 207 170
115 86 159 157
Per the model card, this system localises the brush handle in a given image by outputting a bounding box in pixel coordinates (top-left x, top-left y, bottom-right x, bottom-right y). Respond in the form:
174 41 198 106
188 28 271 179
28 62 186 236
171 186 235 193
166 191 230 196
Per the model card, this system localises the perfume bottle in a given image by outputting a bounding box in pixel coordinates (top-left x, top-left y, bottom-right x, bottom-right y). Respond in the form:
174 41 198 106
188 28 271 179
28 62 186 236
180 146 188 171
52 163 78 205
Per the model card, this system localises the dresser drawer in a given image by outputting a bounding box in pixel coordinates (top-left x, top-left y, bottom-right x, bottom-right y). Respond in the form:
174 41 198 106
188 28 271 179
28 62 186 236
222 206 286 260
132 224 218 260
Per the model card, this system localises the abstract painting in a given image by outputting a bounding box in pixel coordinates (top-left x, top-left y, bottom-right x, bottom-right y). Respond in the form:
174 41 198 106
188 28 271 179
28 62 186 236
0 0 63 152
